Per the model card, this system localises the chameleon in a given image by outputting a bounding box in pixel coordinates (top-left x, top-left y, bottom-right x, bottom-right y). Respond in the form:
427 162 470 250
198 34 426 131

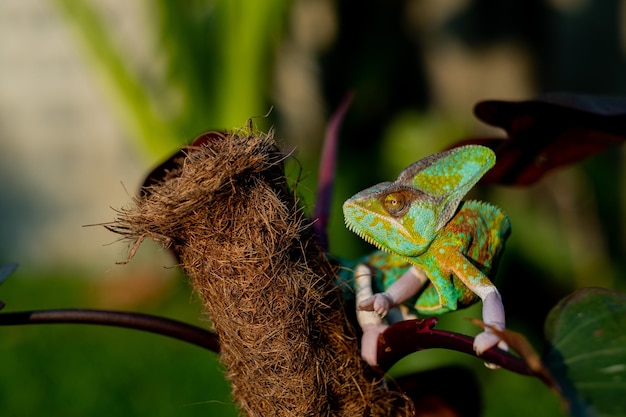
341 144 510 366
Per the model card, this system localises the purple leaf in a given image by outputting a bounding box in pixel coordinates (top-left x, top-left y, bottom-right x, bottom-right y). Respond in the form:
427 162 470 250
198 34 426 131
313 93 353 250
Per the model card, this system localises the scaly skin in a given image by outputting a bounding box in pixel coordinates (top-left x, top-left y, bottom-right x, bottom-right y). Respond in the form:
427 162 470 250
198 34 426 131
342 145 511 366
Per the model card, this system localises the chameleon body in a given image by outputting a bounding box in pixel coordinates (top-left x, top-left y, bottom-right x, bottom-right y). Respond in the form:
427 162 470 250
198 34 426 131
341 145 510 366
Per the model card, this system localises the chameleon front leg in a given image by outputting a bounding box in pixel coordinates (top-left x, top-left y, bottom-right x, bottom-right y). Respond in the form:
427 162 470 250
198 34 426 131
354 264 387 366
355 264 426 365
443 250 507 355
477 289 507 355
358 265 428 318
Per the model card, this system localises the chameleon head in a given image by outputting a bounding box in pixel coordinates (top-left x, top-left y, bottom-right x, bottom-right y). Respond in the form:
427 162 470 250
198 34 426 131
343 145 496 257
343 183 439 257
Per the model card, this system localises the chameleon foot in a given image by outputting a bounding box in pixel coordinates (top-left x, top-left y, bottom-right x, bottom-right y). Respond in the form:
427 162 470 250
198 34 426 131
473 328 507 355
360 322 388 366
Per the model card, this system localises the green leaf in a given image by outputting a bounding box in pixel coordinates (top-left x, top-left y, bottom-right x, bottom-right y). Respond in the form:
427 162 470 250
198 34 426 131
52 0 179 158
0 263 18 311
53 0 288 160
0 263 17 286
544 287 626 417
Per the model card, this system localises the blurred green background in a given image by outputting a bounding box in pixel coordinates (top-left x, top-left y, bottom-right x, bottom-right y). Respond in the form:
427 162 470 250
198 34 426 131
0 0 624 416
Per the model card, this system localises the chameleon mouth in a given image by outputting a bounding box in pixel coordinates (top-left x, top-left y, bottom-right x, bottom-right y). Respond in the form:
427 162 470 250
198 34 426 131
344 218 386 252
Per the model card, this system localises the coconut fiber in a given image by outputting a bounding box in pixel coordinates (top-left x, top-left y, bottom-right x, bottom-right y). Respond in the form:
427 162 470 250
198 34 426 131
107 128 406 416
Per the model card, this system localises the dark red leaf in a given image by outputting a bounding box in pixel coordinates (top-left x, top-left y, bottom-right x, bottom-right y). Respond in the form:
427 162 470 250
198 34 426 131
458 94 626 185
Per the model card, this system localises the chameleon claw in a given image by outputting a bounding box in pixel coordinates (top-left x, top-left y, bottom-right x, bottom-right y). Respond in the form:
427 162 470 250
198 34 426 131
359 292 394 318
473 327 507 356
474 328 509 369
375 292 394 318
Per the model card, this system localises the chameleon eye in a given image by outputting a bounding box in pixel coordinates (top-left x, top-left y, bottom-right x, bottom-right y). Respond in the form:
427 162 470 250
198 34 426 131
383 192 408 216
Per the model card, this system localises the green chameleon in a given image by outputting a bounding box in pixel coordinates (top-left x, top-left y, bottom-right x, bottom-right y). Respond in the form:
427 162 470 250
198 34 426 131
341 145 510 366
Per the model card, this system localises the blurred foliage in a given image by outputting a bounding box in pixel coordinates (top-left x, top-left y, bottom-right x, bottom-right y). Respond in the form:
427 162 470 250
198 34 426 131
2 0 624 416
0 270 237 417
53 0 287 158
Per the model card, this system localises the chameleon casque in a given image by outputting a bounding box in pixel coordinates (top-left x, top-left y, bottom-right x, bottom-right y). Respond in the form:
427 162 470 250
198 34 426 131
341 145 510 366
